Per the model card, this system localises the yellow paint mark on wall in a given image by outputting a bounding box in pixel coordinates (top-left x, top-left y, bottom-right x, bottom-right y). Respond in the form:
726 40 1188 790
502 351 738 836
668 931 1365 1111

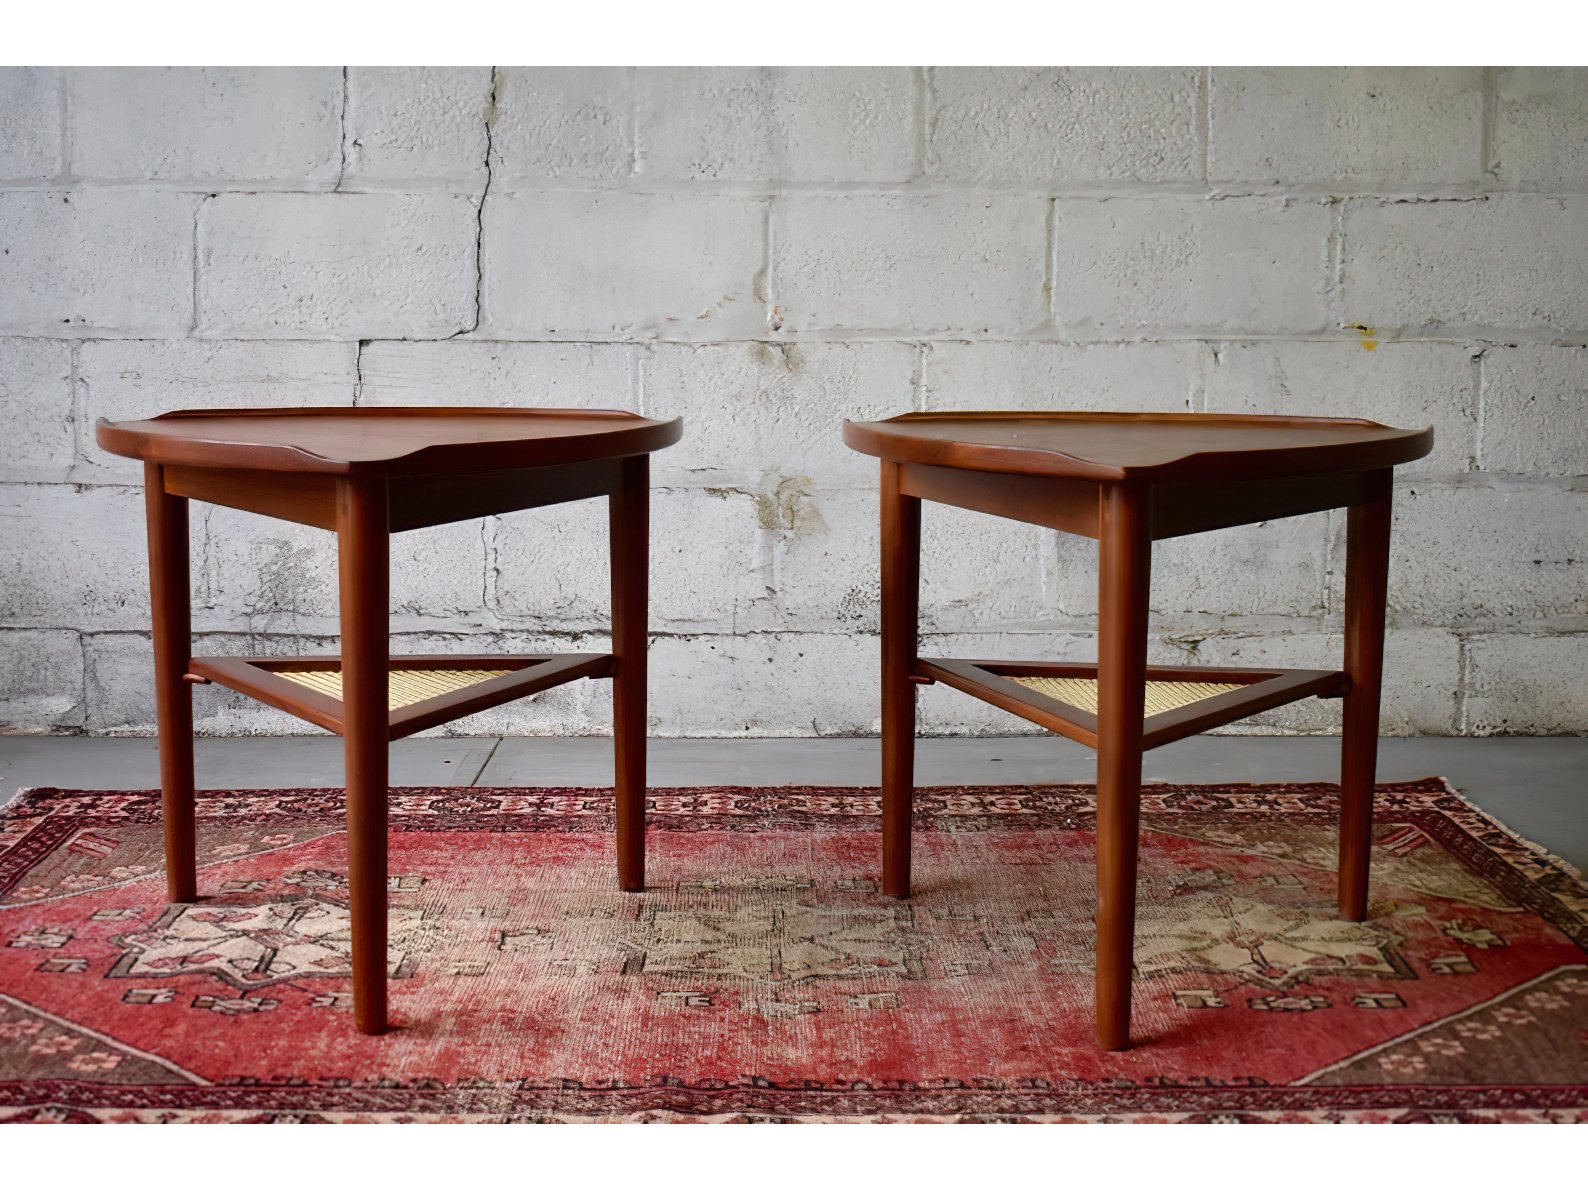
1348 323 1379 351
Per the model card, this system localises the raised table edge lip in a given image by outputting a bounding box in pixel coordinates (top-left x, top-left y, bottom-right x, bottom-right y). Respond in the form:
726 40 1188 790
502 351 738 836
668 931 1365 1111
94 407 684 477
841 412 1435 482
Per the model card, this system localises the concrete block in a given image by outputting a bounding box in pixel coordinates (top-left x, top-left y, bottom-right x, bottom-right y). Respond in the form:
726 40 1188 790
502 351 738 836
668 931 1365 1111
1 339 74 483
645 341 915 488
359 340 636 410
1331 483 1588 625
637 67 915 182
767 488 879 634
81 632 155 735
481 191 765 338
194 507 487 634
0 629 83 731
1493 67 1588 189
1057 518 1328 619
77 340 357 483
709 486 1055 636
0 68 64 182
343 66 491 189
0 191 195 336
1209 67 1482 186
1465 633 1588 735
488 498 609 630
198 193 478 338
652 488 773 631
1205 341 1476 477
1159 628 1461 735
491 67 632 185
70 67 341 185
648 632 877 736
390 520 490 628
921 341 1201 414
927 67 1201 184
919 501 1053 630
1479 346 1588 477
194 507 338 632
0 484 148 629
775 194 1048 333
1344 195 1588 335
491 488 771 633
1052 197 1331 335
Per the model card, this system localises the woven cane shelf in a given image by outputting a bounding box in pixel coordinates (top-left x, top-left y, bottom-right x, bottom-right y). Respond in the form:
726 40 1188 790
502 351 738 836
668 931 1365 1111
277 667 517 710
1010 675 1245 717
916 658 1350 752
186 653 614 740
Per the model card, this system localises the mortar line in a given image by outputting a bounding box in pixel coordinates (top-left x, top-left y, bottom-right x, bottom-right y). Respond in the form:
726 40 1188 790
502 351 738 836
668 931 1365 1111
1042 196 1057 330
189 195 207 335
1326 197 1346 330
1198 66 1212 184
477 516 493 636
1480 66 1498 186
634 343 651 418
10 176 1583 200
335 66 349 192
463 67 499 339
67 338 85 472
762 195 778 334
17 331 1588 349
1471 344 1487 472
57 65 74 183
627 343 643 416
1454 632 1471 734
628 66 641 177
75 622 90 732
1190 339 1209 413
914 67 930 179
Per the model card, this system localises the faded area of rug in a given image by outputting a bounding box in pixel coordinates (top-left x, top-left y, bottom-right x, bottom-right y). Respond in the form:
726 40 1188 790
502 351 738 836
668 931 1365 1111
0 780 1583 1123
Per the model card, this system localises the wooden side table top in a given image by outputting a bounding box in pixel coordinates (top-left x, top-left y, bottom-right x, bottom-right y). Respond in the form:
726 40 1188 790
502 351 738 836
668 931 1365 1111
842 411 1433 481
96 406 683 476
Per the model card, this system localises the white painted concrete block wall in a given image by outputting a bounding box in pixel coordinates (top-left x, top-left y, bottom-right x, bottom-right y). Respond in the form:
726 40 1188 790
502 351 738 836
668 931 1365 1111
1 66 1584 738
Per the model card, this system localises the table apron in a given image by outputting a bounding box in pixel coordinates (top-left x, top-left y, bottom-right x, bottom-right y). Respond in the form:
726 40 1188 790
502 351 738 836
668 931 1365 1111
159 458 628 533
897 463 1376 540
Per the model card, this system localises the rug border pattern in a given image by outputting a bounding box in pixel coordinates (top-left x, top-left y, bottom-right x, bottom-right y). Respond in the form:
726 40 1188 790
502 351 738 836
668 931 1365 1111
1 778 1584 1122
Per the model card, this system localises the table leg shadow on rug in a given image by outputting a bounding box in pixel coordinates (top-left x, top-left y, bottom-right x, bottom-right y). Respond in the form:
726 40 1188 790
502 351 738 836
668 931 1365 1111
1 778 1583 1122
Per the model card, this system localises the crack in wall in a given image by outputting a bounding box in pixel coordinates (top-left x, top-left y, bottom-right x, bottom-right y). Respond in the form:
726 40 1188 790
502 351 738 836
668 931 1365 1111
459 66 499 338
334 66 349 191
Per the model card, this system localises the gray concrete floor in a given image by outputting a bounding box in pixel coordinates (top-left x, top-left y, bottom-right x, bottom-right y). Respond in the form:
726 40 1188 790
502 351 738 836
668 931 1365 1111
1 735 1583 870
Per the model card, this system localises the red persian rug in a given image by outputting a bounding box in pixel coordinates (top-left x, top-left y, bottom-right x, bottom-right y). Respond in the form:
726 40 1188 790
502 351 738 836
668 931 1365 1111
0 779 1584 1123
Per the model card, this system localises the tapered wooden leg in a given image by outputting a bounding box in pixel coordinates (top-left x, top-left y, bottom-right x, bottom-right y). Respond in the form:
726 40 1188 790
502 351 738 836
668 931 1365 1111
611 456 649 893
144 463 196 904
880 461 922 899
338 477 389 1035
1339 471 1392 922
1095 483 1150 1051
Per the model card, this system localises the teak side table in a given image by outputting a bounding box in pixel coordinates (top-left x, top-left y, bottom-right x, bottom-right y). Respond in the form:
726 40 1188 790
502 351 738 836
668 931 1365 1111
97 406 683 1034
842 411 1434 1051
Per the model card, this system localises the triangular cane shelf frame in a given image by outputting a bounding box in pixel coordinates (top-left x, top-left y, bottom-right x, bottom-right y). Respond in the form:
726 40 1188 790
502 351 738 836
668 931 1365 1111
915 658 1350 752
186 653 613 740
